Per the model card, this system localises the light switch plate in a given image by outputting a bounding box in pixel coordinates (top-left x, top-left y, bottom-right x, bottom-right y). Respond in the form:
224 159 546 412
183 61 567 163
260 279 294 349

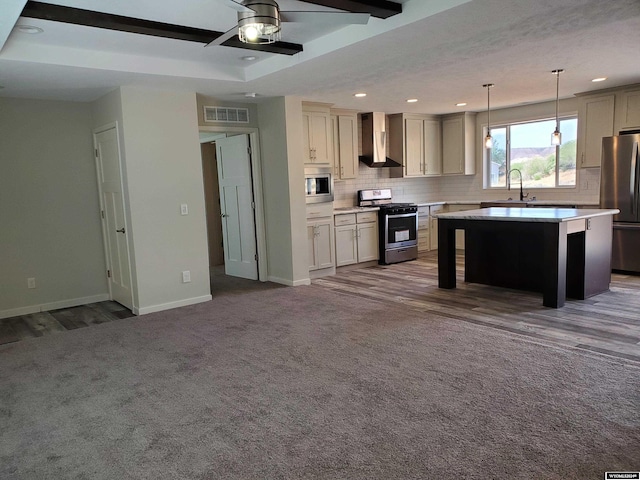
180 204 188 215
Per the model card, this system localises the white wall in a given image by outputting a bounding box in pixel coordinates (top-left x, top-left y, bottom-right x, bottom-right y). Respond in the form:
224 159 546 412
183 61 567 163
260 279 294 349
257 96 309 286
117 87 211 314
334 97 600 207
0 97 109 318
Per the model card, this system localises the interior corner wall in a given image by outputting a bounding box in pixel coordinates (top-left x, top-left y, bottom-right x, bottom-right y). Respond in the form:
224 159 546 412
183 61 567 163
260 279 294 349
0 97 109 318
257 96 309 286
118 87 211 314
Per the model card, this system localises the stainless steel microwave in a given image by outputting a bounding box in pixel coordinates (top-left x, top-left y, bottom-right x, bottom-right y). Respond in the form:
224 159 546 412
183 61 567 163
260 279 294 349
305 166 334 204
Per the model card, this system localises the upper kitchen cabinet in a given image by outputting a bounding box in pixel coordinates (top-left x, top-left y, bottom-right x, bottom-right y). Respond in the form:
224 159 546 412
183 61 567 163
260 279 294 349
615 86 640 133
577 93 615 168
302 102 334 166
331 109 359 180
442 112 476 175
388 113 442 178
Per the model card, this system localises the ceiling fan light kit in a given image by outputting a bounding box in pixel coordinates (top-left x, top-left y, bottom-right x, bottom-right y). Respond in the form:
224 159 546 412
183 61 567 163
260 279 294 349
237 0 281 44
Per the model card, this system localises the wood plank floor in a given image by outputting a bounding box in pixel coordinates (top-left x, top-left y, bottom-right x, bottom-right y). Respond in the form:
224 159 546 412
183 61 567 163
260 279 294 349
0 269 278 347
3 256 639 364
0 301 134 346
313 251 640 364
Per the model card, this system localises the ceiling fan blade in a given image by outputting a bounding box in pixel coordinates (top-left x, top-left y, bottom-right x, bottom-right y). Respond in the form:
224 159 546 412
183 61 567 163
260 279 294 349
205 26 237 47
279 11 370 25
223 0 255 13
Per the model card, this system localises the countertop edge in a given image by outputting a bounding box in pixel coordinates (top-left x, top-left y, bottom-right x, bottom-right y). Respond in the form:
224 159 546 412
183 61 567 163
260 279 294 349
435 207 619 222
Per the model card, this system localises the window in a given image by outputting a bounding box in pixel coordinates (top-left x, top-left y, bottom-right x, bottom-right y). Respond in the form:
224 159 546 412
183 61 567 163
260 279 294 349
486 117 577 189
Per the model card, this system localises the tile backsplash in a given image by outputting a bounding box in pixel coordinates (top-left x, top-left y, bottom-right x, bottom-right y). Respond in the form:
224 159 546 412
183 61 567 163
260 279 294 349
334 162 601 207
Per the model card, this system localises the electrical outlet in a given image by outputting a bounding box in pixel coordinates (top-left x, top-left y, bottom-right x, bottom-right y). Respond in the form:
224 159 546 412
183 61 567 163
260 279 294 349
180 204 189 216
182 271 191 283
27 277 36 289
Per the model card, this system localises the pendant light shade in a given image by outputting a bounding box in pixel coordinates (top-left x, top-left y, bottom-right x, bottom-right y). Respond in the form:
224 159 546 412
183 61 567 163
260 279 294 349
551 69 564 146
483 83 494 149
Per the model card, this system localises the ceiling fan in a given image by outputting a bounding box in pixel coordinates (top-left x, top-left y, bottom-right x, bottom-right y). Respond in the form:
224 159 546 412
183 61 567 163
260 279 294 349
209 0 371 46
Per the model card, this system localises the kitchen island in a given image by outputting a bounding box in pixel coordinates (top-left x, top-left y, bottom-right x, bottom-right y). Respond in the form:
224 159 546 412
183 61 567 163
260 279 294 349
436 208 619 308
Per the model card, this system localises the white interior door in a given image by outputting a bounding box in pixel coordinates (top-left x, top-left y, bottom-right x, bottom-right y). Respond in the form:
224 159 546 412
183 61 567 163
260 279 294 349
94 126 133 309
216 135 258 280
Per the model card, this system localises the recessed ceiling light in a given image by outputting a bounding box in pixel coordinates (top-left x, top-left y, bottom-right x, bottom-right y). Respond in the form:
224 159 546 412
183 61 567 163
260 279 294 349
406 98 418 103
241 56 257 61
244 92 257 98
592 77 607 82
354 93 367 98
456 102 467 107
16 25 43 34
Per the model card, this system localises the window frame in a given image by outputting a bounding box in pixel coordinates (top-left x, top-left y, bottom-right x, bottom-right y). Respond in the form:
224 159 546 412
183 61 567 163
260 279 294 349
483 114 578 191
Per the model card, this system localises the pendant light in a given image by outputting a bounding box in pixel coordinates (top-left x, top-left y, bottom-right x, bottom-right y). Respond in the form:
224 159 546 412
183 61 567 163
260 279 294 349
483 83 494 149
551 69 564 146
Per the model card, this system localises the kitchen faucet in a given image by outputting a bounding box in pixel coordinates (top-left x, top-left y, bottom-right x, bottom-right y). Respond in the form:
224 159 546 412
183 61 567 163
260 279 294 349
507 168 528 202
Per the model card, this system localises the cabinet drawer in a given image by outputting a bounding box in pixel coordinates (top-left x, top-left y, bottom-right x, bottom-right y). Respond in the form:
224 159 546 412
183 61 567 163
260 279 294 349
307 203 334 219
335 213 356 226
418 206 430 215
418 233 430 252
430 204 445 214
356 211 377 223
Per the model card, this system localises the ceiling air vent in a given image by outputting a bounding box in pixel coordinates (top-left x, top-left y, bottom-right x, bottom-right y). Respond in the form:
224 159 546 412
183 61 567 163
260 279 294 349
203 106 249 124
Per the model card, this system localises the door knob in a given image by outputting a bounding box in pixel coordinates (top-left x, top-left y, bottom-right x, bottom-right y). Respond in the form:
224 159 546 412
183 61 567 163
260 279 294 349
116 228 125 234
221 213 229 218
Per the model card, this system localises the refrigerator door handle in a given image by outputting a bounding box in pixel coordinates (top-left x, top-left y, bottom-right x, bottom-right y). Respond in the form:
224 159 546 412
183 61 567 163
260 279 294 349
632 141 638 215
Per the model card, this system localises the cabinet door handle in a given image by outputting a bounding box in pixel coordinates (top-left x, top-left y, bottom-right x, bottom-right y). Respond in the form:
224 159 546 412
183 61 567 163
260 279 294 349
116 227 125 234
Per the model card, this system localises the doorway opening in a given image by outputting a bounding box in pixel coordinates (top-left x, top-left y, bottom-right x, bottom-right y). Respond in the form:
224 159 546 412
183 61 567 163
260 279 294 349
199 128 268 295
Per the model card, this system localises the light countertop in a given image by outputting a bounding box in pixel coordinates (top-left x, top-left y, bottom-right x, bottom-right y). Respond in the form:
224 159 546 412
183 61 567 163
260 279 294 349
416 200 599 207
435 207 619 223
334 200 600 215
333 206 379 214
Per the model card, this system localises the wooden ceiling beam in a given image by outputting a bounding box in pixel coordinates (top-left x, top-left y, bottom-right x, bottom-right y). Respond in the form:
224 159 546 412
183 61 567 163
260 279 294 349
299 0 402 19
20 1 303 55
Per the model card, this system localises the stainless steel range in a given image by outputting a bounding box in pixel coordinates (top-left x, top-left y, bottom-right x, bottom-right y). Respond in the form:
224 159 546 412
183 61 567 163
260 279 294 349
358 189 418 265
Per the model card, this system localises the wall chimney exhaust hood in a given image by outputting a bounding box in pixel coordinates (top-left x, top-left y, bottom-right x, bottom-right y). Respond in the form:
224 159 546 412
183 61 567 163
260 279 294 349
359 112 402 168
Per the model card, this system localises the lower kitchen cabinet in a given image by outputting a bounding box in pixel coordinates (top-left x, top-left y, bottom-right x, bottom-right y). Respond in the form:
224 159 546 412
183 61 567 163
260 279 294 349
335 212 378 266
429 204 445 250
308 220 334 270
417 206 431 252
307 203 335 277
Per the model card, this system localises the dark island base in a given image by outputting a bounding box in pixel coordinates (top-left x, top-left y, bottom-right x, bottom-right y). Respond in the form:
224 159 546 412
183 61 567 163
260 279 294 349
438 215 613 308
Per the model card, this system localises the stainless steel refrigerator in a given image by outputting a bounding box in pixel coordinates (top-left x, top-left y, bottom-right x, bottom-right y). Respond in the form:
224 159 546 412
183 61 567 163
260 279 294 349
600 133 640 273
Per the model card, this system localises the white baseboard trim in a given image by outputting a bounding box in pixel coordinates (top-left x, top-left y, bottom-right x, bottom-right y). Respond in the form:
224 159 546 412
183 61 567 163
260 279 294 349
0 294 111 320
267 276 311 287
134 294 212 315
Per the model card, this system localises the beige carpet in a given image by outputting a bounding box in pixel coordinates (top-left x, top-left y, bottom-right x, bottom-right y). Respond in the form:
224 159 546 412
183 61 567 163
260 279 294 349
1 283 639 479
